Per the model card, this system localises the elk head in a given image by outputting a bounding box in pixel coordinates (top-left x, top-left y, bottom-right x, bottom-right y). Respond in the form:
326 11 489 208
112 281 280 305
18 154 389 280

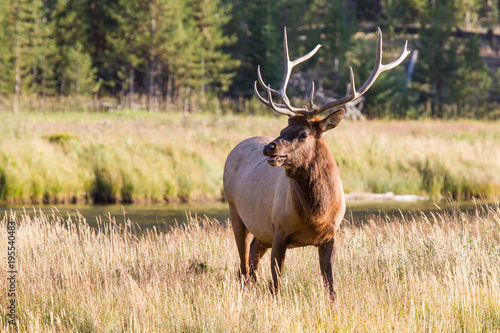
263 110 345 168
257 27 410 170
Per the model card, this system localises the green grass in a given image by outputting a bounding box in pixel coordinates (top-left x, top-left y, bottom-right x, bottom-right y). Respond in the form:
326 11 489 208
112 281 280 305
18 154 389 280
0 110 499 203
0 203 500 331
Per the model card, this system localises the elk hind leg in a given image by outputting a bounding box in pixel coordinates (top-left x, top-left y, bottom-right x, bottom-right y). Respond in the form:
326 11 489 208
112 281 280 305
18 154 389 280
249 237 269 280
228 203 252 281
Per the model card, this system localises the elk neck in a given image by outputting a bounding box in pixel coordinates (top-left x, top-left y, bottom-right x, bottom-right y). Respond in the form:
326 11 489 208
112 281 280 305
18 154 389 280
286 138 342 229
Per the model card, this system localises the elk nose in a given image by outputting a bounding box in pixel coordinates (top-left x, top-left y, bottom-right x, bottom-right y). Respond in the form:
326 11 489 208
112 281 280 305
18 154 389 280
263 142 276 155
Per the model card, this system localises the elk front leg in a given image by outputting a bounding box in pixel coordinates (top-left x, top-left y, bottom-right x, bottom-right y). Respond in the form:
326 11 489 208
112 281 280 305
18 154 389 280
229 204 252 281
318 239 336 301
249 237 269 280
270 232 287 294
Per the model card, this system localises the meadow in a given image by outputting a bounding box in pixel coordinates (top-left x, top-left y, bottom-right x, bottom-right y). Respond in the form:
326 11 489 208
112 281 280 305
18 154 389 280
0 110 499 204
0 202 499 331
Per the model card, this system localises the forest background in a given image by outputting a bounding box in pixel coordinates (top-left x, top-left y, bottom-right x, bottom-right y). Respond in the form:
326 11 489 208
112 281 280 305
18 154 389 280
1 0 500 118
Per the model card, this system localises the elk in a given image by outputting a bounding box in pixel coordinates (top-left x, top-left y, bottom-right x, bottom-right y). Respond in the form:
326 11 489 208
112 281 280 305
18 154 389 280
223 27 409 300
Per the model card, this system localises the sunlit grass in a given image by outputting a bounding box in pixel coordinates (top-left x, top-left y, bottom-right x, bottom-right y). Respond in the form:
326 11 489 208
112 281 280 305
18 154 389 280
0 202 499 331
329 119 500 198
0 111 499 203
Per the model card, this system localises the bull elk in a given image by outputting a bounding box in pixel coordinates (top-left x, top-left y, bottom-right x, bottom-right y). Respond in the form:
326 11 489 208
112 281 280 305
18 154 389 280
223 27 409 300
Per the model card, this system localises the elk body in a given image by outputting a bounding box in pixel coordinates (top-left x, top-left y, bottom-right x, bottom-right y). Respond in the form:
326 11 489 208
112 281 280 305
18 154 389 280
223 28 409 300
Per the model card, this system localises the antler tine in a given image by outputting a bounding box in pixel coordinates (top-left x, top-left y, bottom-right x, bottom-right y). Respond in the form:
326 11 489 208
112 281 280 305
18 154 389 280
255 26 322 116
356 27 410 96
265 84 298 116
308 81 316 110
255 66 284 105
256 62 307 114
280 27 322 105
257 65 280 99
313 27 410 116
310 67 357 117
254 81 296 117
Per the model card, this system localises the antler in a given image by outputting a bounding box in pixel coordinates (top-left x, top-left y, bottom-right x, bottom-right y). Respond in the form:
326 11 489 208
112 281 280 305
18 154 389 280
254 27 322 117
255 27 411 119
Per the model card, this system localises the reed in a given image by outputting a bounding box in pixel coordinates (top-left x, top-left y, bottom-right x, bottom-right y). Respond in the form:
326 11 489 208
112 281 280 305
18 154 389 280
0 110 499 203
0 202 499 331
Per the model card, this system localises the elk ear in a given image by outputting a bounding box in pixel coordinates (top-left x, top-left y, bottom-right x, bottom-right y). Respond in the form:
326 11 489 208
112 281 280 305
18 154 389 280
317 108 345 133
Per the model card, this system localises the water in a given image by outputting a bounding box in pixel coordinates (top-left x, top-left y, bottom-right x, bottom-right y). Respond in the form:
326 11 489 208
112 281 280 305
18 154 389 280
1 199 491 230
2 202 230 230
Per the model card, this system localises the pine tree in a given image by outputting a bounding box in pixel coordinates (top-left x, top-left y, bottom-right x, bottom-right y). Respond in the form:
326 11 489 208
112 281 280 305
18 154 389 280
229 0 282 98
31 0 58 97
415 0 491 117
106 0 149 107
321 0 356 93
84 0 120 96
188 0 239 92
148 0 190 110
0 0 15 97
7 0 58 112
51 0 98 96
64 42 97 96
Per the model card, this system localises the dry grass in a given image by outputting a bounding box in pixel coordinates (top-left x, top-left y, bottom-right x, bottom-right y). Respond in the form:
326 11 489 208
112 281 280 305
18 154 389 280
1 202 500 332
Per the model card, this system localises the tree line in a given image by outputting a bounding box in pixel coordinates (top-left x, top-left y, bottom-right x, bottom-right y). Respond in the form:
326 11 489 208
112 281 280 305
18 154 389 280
0 0 499 118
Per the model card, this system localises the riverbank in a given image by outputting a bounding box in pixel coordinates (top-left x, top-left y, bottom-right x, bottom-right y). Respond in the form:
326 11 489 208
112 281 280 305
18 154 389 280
0 110 499 204
1 205 499 331
2 198 488 230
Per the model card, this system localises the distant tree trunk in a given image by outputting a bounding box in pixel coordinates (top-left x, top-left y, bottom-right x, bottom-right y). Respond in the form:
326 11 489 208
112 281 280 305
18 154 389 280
32 66 37 90
433 75 443 118
129 66 134 109
60 75 65 95
345 0 355 23
165 75 173 112
148 10 156 112
372 0 381 15
14 20 20 114
149 63 156 112
184 86 191 115
201 58 206 94
14 66 20 114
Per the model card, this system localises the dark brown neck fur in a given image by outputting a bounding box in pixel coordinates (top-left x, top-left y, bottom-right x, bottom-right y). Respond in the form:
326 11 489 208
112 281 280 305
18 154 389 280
287 139 342 233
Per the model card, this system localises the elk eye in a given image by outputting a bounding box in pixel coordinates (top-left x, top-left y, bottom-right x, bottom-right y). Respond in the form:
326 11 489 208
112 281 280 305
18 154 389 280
298 132 308 141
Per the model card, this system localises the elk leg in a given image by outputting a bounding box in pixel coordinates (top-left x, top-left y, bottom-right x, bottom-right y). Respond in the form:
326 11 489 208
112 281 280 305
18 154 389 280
229 204 252 281
249 237 269 280
318 239 336 301
270 232 287 294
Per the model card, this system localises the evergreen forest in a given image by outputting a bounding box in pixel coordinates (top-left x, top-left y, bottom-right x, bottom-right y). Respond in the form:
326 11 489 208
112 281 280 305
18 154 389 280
1 0 500 118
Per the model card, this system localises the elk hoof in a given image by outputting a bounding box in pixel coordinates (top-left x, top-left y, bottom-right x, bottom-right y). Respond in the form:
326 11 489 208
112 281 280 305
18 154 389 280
268 280 280 295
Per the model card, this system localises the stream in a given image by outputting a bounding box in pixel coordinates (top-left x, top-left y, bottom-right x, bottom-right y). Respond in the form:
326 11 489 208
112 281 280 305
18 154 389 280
2 198 491 231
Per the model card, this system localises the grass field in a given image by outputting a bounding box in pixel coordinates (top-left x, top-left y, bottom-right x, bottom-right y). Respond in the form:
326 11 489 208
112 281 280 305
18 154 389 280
1 203 499 331
0 110 499 203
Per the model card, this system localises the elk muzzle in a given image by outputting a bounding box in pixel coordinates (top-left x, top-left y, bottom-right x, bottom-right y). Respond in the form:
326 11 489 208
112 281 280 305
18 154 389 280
263 142 287 167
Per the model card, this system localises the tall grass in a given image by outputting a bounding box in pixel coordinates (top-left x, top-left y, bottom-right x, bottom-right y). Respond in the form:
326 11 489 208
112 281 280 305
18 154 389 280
0 203 499 331
331 120 500 198
0 111 499 203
